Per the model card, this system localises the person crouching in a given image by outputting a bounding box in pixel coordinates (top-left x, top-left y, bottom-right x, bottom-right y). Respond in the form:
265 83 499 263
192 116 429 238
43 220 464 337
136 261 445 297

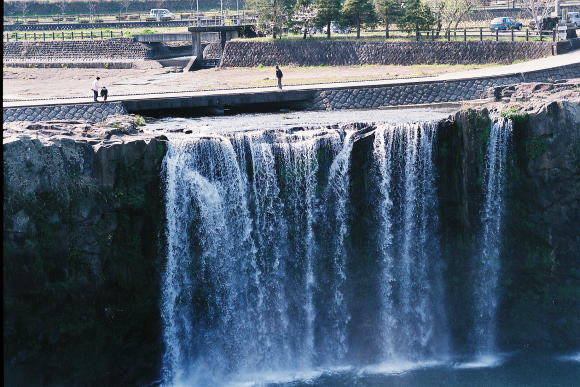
100 86 108 101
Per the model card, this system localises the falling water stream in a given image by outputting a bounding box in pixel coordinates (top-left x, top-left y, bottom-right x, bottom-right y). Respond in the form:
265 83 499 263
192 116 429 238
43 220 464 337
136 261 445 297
154 110 550 387
471 117 513 361
160 116 456 386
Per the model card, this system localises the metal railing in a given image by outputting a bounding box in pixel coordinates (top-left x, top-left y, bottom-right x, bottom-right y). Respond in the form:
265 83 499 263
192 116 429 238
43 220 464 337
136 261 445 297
4 30 124 41
320 26 570 42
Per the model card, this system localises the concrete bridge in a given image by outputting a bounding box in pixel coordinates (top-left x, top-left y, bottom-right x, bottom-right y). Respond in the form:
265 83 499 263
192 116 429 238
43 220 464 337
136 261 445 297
133 33 193 43
133 33 221 44
188 25 256 69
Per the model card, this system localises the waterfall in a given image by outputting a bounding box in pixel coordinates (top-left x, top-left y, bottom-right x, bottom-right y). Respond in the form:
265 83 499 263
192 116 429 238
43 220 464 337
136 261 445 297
161 122 450 386
472 117 512 356
372 123 448 361
323 131 355 363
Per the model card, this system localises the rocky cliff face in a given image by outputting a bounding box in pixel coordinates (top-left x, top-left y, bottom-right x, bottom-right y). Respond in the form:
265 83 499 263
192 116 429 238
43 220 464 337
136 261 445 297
3 116 168 385
500 99 579 350
435 87 580 353
3 86 579 385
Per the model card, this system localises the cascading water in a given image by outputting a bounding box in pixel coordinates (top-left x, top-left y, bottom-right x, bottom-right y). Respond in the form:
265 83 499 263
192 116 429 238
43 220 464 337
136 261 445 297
161 122 450 386
372 123 448 362
471 117 513 358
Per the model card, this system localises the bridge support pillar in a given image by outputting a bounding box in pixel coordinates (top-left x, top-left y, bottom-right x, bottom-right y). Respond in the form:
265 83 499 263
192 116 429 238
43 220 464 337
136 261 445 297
192 32 203 61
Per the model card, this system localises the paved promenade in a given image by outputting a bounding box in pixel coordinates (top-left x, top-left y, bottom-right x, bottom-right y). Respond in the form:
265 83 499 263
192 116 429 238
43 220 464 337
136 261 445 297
4 51 579 109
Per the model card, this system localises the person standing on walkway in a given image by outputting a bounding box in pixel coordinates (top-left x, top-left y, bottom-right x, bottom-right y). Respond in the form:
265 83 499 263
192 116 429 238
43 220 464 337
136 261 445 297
275 66 283 90
91 77 101 102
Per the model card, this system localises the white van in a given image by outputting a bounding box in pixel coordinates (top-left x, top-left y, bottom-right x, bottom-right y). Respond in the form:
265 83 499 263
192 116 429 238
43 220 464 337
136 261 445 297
149 9 176 21
567 12 580 27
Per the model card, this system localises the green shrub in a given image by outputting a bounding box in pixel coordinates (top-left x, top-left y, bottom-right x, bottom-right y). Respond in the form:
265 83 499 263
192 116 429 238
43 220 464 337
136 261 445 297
134 115 146 126
500 106 528 124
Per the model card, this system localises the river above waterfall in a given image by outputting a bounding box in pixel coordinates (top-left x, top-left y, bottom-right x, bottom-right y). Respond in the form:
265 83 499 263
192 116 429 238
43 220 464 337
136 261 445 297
143 106 460 135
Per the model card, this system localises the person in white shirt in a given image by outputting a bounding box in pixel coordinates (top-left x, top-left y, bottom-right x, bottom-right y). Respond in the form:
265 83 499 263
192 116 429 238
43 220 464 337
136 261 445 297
91 77 101 102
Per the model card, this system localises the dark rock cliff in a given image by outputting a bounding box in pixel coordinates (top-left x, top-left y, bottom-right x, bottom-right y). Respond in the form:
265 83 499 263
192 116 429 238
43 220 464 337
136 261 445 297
3 122 168 385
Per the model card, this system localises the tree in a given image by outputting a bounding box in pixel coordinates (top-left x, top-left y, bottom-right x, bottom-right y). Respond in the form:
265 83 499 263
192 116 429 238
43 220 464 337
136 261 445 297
449 0 478 29
87 0 97 18
314 0 341 38
293 1 319 38
121 0 133 15
17 1 29 19
397 0 434 35
57 0 67 16
373 0 402 37
246 0 293 38
342 0 377 38
424 0 445 35
521 0 554 30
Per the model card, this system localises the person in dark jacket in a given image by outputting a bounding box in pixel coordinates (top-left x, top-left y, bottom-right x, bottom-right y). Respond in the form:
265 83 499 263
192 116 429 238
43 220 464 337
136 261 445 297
275 66 283 89
100 86 108 101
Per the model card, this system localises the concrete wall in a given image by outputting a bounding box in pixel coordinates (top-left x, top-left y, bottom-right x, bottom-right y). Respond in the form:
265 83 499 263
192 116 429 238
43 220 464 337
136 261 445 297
555 38 580 55
220 40 554 67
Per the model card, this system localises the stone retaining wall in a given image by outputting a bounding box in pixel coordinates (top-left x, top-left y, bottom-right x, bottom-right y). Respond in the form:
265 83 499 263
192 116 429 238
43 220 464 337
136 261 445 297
3 38 154 59
3 102 127 123
310 63 580 110
203 42 223 59
220 40 554 67
3 61 134 69
2 38 193 61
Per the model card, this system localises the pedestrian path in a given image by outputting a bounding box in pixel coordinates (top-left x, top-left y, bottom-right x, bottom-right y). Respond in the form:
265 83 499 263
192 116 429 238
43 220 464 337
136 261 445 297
4 50 579 109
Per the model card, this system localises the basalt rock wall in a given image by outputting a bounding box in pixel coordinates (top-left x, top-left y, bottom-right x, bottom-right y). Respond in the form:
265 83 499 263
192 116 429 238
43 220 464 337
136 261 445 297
4 130 168 385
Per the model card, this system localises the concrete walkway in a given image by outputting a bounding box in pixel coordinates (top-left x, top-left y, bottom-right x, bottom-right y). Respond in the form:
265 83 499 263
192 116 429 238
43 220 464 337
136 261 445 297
4 50 579 109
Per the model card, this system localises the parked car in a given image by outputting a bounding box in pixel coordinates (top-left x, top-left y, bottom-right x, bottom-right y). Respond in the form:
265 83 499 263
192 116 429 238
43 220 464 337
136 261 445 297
490 17 523 31
149 9 176 21
567 12 580 27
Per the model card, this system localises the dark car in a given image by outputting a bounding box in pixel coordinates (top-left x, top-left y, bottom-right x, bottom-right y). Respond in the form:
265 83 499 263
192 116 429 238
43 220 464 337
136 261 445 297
529 16 561 30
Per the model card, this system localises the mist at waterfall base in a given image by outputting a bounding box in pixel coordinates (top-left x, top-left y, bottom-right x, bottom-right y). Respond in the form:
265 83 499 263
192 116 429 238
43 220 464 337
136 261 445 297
153 110 579 387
